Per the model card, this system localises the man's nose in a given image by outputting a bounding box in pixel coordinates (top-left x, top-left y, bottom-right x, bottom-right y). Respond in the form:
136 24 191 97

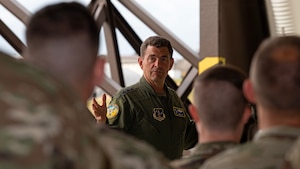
154 58 161 67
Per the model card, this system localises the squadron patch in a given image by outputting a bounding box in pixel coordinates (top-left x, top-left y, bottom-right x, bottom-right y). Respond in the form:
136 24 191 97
106 104 119 119
153 108 166 121
173 107 186 118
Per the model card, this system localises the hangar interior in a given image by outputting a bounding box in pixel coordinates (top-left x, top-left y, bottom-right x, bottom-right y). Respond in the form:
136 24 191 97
1 0 300 109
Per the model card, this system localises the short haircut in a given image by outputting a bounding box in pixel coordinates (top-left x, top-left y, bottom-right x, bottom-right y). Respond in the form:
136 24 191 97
250 35 300 112
25 2 99 83
140 36 173 58
193 65 248 131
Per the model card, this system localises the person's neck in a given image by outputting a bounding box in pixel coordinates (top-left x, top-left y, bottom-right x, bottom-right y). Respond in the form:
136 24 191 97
199 129 240 144
257 106 300 130
144 76 165 94
196 122 243 144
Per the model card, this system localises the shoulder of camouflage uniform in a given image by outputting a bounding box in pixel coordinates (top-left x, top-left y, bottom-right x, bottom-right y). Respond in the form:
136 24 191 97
96 125 172 169
285 138 300 169
171 142 237 169
170 155 207 169
0 52 109 169
199 142 254 169
200 141 289 169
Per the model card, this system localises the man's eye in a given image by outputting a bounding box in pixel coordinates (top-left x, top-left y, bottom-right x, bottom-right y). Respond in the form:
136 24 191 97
149 57 156 62
161 57 168 62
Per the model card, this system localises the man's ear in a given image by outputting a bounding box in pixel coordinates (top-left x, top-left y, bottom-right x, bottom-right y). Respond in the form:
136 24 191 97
169 58 174 70
138 56 143 69
243 79 256 104
93 57 105 85
189 104 200 123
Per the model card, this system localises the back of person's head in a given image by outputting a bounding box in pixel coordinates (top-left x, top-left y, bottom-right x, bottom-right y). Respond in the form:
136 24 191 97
193 65 248 132
0 51 108 168
140 36 173 57
250 35 300 113
24 2 99 88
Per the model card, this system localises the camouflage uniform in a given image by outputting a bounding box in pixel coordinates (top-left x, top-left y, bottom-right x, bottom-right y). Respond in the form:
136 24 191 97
0 52 172 169
170 141 237 169
284 137 300 169
0 52 108 169
96 125 172 169
200 126 300 169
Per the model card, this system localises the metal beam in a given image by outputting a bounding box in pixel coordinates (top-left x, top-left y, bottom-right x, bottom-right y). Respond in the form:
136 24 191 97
0 19 25 54
88 0 107 31
199 0 219 60
176 67 198 98
103 0 125 87
0 0 31 26
112 4 142 54
97 74 122 95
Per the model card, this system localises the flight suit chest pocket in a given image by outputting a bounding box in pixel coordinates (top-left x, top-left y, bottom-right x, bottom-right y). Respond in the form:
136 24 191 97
172 106 187 133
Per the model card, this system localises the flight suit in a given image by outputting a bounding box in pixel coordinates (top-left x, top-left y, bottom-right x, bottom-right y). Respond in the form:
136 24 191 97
106 76 198 160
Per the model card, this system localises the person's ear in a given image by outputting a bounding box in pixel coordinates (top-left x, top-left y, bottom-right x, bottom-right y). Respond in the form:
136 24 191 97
169 58 174 70
243 79 256 104
138 56 143 69
93 57 105 85
189 104 200 123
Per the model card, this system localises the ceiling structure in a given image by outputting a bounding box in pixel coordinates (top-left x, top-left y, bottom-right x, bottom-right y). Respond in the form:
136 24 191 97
1 0 201 108
3 0 297 109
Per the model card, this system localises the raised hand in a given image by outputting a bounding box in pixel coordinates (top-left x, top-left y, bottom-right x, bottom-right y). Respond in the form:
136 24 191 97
92 94 107 123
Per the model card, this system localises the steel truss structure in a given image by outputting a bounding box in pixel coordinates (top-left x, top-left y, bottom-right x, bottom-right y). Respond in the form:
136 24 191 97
1 0 200 108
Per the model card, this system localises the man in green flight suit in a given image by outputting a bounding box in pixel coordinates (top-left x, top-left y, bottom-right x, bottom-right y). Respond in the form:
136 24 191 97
93 36 198 160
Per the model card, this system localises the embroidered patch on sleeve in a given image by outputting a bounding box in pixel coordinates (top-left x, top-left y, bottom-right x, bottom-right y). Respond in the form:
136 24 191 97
106 104 119 119
173 107 186 118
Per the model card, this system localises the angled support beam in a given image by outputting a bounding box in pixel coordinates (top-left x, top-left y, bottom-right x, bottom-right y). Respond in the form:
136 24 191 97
0 0 31 26
176 67 198 98
97 74 122 95
103 0 125 87
0 19 25 54
112 4 142 54
88 0 107 30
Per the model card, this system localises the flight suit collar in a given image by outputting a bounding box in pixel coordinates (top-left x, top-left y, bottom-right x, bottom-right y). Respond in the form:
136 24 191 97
139 76 169 96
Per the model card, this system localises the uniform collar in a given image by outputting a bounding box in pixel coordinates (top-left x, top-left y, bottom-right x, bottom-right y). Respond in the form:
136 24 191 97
192 141 237 156
254 126 300 141
139 76 169 96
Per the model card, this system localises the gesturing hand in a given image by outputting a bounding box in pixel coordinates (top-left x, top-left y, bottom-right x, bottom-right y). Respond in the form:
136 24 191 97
92 94 107 123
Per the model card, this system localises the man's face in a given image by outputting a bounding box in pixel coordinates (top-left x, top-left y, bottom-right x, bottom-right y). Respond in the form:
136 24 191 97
138 45 174 85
